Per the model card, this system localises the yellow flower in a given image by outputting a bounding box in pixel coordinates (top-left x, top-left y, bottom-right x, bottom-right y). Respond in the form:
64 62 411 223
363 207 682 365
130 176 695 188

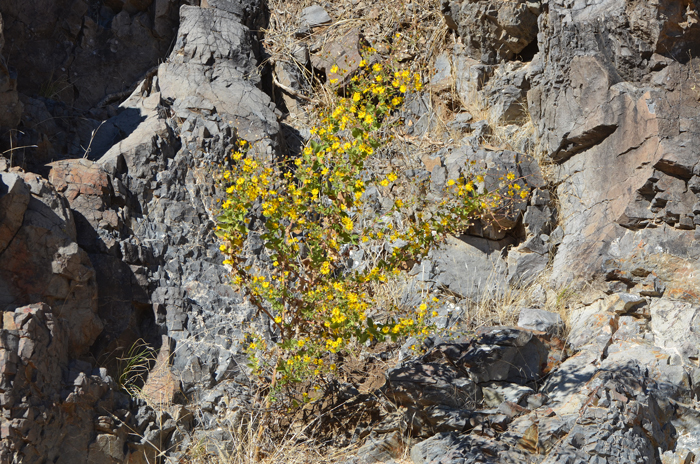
249 342 258 350
419 303 427 311
330 64 339 74
353 92 361 102
372 63 382 72
507 172 516 181
219 244 227 252
274 316 282 323
298 339 305 347
359 59 367 67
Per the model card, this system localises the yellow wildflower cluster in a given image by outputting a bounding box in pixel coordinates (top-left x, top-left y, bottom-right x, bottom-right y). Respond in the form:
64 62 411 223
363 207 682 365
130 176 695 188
216 48 529 394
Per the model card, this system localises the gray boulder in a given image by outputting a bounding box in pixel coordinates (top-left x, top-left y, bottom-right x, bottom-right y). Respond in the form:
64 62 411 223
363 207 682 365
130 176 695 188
517 308 564 335
300 4 332 28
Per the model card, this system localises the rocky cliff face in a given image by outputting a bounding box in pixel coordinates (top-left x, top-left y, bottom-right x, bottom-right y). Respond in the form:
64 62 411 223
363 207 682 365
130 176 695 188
3 0 700 462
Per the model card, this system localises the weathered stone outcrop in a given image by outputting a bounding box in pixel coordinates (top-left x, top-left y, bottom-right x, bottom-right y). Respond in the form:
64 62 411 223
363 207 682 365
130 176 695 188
441 0 540 63
5 0 700 462
0 303 170 464
0 171 102 356
87 3 279 397
527 0 700 293
0 0 183 110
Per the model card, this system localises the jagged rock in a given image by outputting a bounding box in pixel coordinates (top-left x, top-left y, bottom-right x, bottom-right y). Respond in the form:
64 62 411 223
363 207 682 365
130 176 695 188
402 92 439 138
0 171 102 356
84 3 279 397
527 0 700 290
0 0 181 109
441 0 540 63
200 0 268 31
0 303 162 464
157 6 280 148
649 299 700 366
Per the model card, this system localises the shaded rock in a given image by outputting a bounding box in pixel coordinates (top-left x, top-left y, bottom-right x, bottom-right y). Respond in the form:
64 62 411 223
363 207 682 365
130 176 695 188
411 431 533 464
0 0 181 109
0 13 22 132
383 357 480 410
0 171 102 356
352 431 402 464
441 0 540 63
0 172 29 254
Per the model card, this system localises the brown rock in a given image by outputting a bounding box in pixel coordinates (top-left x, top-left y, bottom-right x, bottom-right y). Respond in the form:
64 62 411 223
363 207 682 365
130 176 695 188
311 28 363 86
141 335 178 406
0 173 29 254
0 172 101 355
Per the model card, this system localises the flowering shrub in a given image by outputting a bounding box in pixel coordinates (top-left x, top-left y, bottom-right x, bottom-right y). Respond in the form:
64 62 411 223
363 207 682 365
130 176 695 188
215 52 528 395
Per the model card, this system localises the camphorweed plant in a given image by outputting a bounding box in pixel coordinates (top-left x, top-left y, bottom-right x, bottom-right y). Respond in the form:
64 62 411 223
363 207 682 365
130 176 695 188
216 52 529 400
